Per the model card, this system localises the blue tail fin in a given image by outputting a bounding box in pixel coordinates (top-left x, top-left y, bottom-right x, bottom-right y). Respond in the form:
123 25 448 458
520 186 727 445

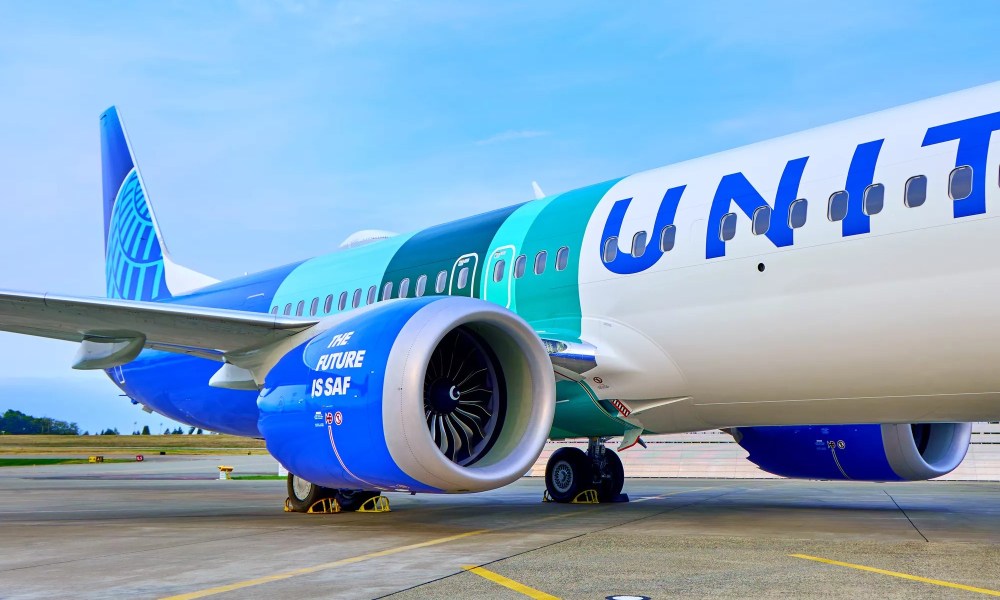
100 107 216 301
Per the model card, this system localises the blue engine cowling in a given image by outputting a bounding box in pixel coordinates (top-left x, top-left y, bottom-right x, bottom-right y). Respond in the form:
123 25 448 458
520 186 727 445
731 423 972 481
257 296 555 494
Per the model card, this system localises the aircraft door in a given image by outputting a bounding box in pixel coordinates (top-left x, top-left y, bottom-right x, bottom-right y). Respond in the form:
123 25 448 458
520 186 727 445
449 253 479 297
484 245 515 308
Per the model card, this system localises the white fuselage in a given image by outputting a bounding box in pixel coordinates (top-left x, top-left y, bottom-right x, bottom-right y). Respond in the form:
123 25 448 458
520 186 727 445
577 83 1000 433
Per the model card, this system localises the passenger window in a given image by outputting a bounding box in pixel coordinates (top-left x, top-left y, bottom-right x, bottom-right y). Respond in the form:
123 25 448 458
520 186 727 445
492 260 505 283
324 294 333 313
555 246 569 271
949 165 973 200
367 286 376 305
752 205 771 236
863 184 884 216
270 306 278 315
788 198 808 229
382 281 393 301
398 278 410 298
631 232 647 258
283 303 292 316
513 255 527 278
415 275 427 297
905 175 927 207
295 300 305 316
719 212 737 242
534 250 547 275
309 297 319 317
352 288 362 308
435 270 448 293
659 225 676 252
338 292 347 311
828 191 849 222
602 237 618 263
457 267 469 289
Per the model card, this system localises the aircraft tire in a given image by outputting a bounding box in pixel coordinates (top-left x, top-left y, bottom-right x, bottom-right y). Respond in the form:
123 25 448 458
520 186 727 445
545 447 592 503
597 449 625 502
334 489 381 511
286 473 334 512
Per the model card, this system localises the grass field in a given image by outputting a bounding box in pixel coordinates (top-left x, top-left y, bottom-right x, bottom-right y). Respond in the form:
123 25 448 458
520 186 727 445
0 457 134 467
0 434 268 455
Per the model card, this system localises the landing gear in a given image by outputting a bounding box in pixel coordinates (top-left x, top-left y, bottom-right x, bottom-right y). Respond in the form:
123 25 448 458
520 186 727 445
595 444 624 502
285 474 381 512
334 489 381 511
543 438 627 503
545 447 592 502
286 473 332 512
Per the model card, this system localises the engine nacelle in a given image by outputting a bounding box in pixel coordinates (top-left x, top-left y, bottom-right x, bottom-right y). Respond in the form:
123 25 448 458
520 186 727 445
258 296 555 493
731 423 972 481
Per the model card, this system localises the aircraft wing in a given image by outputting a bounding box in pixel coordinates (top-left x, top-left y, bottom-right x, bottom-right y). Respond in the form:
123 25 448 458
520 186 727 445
0 290 317 367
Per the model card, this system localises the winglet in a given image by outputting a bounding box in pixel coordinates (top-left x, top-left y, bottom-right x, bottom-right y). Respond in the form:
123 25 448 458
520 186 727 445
532 181 546 200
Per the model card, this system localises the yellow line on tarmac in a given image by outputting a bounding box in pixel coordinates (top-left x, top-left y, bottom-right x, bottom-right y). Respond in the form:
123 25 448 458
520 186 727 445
463 565 560 600
159 529 487 600
791 554 1000 596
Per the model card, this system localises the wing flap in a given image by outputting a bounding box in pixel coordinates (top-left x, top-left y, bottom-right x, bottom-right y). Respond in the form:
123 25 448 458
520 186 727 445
0 291 317 355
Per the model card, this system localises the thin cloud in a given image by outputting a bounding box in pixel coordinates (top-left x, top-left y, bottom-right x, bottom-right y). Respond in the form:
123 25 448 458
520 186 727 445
475 130 550 146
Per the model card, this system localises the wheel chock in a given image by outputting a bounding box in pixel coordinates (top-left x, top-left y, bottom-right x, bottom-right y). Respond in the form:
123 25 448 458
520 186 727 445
357 496 391 513
308 498 342 514
541 489 600 504
282 497 342 514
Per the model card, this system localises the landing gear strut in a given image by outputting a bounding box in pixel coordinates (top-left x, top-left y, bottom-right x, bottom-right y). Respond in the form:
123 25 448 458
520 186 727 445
285 473 381 512
543 437 626 503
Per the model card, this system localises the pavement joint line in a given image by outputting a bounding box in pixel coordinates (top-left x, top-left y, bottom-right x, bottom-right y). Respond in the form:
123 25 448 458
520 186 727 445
883 489 929 542
380 486 738 599
0 525 316 574
462 565 560 599
790 554 1000 596
157 529 488 600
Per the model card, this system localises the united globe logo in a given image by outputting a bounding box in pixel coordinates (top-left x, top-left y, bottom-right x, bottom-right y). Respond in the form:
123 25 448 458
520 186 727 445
105 169 169 301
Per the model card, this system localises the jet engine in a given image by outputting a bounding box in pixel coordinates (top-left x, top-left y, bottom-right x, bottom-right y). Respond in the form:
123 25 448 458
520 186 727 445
257 296 555 493
730 423 971 481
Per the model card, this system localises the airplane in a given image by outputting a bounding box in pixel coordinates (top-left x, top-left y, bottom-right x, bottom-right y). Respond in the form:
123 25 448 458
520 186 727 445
1 81 999 511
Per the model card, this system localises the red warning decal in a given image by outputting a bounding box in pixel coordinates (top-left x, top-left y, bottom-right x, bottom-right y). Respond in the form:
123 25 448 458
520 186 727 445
611 399 632 418
325 412 334 425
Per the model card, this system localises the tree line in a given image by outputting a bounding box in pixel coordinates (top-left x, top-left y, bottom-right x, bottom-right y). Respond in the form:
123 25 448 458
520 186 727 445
0 409 206 435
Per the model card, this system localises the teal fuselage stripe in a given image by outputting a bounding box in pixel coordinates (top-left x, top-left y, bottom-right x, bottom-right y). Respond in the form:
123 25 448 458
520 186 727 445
380 203 525 299
514 178 621 340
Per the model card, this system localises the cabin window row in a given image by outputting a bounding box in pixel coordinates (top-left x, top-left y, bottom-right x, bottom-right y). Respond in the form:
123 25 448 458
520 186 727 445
719 166 972 241
601 225 676 264
600 165 975 259
271 246 572 316
492 246 570 283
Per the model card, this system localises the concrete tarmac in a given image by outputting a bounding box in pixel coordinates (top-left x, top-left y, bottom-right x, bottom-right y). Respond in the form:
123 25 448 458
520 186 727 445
1 454 999 599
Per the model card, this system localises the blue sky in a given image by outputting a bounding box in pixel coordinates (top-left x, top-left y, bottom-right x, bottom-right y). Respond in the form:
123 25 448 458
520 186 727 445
0 1 997 433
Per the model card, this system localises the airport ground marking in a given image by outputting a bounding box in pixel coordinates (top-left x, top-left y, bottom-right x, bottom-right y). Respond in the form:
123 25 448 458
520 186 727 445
158 529 487 600
462 565 560 600
160 486 721 600
790 554 1000 596
632 486 714 502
